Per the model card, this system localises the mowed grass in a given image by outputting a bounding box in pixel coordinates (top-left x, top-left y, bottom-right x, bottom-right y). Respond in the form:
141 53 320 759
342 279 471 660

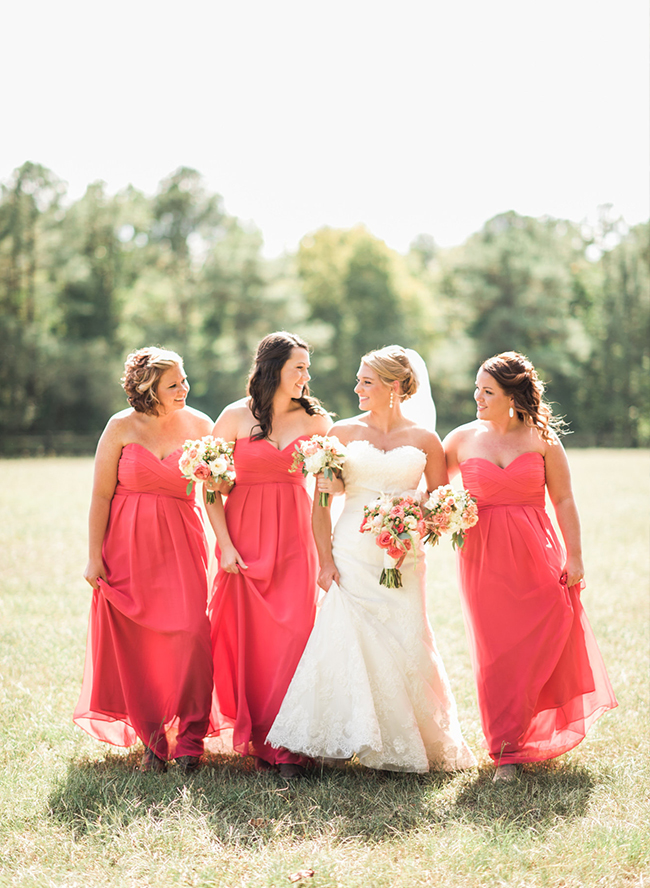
0 450 647 888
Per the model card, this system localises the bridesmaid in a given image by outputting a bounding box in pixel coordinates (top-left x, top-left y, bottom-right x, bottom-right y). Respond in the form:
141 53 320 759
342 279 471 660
75 347 214 772
205 331 332 778
444 351 617 780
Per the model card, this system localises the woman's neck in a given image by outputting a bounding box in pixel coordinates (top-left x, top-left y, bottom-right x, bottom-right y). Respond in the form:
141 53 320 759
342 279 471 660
366 407 407 435
272 391 300 417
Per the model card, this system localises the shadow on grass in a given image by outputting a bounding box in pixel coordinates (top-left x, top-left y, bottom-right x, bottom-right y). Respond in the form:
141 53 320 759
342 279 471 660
449 760 596 834
48 751 596 846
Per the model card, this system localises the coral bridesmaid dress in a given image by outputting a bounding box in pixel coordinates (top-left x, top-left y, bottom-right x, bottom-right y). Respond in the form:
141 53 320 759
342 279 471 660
207 436 318 766
457 453 617 765
74 444 213 760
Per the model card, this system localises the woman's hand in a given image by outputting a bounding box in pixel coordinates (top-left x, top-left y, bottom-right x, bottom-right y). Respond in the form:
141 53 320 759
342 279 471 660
84 557 107 590
316 473 345 496
220 542 248 574
560 554 585 590
206 477 234 497
317 559 340 592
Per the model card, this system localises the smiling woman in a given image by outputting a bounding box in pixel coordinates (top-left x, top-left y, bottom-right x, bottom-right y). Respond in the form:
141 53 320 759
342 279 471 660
73 346 215 773
203 331 332 778
444 351 617 781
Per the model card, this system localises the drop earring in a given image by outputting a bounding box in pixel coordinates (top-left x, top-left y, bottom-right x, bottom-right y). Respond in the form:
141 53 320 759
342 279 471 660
389 390 394 408
509 405 514 418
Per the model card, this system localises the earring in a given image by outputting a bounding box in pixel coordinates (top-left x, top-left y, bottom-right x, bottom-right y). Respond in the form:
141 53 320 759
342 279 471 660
509 406 514 418
389 390 394 408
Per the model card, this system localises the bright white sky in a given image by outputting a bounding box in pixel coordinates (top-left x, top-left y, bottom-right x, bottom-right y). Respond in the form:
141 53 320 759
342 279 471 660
2 0 648 256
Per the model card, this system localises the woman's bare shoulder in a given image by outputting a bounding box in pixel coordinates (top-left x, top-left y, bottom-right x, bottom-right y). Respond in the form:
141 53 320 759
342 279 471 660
218 398 251 418
443 420 482 446
103 409 137 438
310 410 334 433
184 405 214 432
329 415 369 443
402 423 439 448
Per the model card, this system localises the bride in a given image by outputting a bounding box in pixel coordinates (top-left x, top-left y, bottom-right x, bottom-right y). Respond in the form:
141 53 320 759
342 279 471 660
267 346 475 772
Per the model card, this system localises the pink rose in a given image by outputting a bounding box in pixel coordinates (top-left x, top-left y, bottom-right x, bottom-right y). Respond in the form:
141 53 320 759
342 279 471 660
387 544 404 559
188 447 199 460
377 530 393 549
194 464 212 480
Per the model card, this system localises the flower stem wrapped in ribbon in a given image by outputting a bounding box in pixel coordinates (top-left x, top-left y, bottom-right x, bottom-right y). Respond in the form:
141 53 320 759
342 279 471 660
178 436 236 504
360 493 426 588
289 435 347 507
422 484 478 550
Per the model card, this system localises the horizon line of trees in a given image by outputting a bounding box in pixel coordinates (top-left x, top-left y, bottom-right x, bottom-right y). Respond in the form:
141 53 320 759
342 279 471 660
1 161 648 454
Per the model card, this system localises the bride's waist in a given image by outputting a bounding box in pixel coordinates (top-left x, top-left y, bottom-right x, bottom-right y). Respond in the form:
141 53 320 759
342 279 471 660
343 486 420 504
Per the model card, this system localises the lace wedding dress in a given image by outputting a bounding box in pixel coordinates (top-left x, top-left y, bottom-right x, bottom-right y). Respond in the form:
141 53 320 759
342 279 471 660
267 440 476 772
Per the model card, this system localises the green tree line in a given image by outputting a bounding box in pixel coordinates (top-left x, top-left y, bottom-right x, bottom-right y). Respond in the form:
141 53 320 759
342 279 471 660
1 161 648 454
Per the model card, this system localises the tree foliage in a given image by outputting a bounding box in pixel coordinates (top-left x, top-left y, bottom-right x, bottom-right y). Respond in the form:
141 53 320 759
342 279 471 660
0 162 647 452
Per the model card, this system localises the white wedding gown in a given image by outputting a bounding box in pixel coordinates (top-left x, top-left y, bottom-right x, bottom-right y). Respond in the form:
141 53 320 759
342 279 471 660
267 440 476 772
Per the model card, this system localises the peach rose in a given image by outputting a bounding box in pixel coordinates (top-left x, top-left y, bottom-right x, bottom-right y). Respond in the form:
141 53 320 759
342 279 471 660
377 530 393 549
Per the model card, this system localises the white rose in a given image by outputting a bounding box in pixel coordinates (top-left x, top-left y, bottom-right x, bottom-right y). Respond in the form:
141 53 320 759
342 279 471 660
304 454 324 474
211 456 228 475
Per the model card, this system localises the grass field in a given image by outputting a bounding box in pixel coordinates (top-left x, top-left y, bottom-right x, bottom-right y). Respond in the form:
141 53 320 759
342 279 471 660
0 450 648 888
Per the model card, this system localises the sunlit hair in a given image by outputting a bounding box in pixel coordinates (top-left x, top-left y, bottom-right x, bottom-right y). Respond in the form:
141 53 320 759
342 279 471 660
361 345 419 401
247 331 325 441
122 347 184 416
480 351 565 442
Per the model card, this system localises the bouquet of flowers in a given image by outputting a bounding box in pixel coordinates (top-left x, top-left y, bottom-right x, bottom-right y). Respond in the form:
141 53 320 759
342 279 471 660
178 436 235 504
422 484 478 550
359 493 426 588
289 435 347 506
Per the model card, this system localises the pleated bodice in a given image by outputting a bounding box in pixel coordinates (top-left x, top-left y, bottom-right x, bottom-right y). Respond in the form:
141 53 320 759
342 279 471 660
115 443 192 500
230 436 309 488
460 452 545 510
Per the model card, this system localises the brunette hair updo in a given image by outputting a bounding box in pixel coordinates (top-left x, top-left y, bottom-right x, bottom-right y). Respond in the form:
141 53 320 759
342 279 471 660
361 345 419 401
247 331 325 441
480 351 564 443
122 346 184 416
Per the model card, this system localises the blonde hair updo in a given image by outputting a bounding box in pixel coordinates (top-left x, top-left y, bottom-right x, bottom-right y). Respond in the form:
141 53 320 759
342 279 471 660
122 346 184 415
361 345 419 401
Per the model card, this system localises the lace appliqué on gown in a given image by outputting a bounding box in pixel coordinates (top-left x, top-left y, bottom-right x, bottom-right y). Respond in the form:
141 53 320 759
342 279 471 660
267 440 476 772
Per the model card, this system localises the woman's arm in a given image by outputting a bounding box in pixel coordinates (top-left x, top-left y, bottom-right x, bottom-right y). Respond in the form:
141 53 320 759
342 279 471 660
314 419 349 498
312 497 340 592
202 403 249 572
545 437 584 588
204 404 244 498
423 432 449 491
442 428 462 480
83 420 123 589
203 491 248 573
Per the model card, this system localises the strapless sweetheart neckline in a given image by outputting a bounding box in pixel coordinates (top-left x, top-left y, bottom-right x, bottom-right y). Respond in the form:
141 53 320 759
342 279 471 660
239 435 308 453
124 442 183 462
460 452 543 471
346 439 426 457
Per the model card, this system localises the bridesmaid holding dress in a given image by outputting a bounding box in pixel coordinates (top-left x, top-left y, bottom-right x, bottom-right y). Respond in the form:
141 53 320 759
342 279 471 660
75 347 214 772
205 331 331 778
444 351 617 781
